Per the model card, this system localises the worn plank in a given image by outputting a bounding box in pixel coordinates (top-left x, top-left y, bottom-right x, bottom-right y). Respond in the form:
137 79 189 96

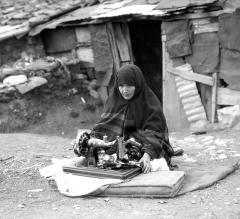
121 23 134 64
211 73 218 122
106 22 121 71
167 66 214 86
162 36 189 131
114 24 131 63
194 22 219 34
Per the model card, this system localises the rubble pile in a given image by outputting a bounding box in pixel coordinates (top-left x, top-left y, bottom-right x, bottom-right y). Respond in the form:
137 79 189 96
0 56 101 103
0 55 101 132
0 57 72 102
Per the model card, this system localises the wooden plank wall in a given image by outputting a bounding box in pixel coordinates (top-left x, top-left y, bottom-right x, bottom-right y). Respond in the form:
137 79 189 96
162 17 220 130
162 35 189 131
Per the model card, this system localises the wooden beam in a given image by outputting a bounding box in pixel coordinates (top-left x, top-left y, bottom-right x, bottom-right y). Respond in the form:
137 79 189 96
162 37 189 130
115 24 131 62
194 22 218 34
122 23 134 63
211 73 218 123
106 23 121 71
167 67 214 86
164 9 234 21
217 87 240 106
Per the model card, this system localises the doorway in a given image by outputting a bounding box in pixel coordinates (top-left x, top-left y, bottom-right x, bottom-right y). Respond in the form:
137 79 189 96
128 20 163 103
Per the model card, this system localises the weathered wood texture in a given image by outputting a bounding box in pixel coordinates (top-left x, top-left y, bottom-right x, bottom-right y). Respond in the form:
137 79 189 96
107 22 121 71
162 36 189 131
192 18 219 34
211 72 218 122
167 66 214 86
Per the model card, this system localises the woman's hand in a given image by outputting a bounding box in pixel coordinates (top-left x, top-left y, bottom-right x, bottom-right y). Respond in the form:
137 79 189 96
139 153 152 174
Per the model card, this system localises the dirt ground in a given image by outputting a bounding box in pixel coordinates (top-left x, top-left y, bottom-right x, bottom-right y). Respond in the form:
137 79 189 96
0 95 240 219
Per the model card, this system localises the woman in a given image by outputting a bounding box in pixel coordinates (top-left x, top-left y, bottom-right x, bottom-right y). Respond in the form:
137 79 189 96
90 64 174 173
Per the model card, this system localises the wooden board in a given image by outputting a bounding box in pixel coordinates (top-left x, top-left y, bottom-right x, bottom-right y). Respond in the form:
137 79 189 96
115 24 131 62
167 66 214 86
162 36 189 130
62 166 142 180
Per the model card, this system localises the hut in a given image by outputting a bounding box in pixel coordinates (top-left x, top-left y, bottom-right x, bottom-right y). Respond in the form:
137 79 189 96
1 0 240 131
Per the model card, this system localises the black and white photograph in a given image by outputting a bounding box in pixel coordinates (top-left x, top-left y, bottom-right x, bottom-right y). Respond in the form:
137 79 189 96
1 0 240 218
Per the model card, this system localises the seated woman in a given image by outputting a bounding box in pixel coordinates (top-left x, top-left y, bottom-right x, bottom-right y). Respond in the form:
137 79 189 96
83 64 175 173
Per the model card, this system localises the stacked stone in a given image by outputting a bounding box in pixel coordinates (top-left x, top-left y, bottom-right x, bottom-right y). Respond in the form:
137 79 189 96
31 58 71 94
0 83 17 102
0 57 71 102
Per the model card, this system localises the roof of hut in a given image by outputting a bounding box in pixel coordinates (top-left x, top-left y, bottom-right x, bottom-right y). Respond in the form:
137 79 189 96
0 0 239 41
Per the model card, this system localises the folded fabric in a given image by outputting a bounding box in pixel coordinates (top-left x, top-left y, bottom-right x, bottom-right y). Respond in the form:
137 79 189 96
39 158 123 197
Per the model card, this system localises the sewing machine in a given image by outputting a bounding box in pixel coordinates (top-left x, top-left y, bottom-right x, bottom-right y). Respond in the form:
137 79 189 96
73 132 143 169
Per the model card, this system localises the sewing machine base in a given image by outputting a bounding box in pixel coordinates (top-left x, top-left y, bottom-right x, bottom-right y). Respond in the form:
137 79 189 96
62 166 142 180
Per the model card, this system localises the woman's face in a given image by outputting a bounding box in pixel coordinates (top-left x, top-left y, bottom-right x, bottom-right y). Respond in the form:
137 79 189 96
118 84 136 100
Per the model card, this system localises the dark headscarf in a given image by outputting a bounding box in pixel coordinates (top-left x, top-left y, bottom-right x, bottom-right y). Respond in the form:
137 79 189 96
92 64 173 160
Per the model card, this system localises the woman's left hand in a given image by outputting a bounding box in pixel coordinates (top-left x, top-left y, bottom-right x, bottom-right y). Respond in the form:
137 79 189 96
139 153 152 174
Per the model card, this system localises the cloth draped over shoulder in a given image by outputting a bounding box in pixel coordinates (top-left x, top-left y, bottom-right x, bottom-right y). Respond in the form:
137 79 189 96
91 64 173 162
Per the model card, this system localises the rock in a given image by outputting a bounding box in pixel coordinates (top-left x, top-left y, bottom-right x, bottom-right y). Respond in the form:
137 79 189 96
3 75 27 86
89 89 99 99
69 111 79 118
216 154 227 160
233 199 238 204
16 77 47 94
12 12 29 19
190 120 209 133
74 74 87 80
217 105 240 128
158 200 167 204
